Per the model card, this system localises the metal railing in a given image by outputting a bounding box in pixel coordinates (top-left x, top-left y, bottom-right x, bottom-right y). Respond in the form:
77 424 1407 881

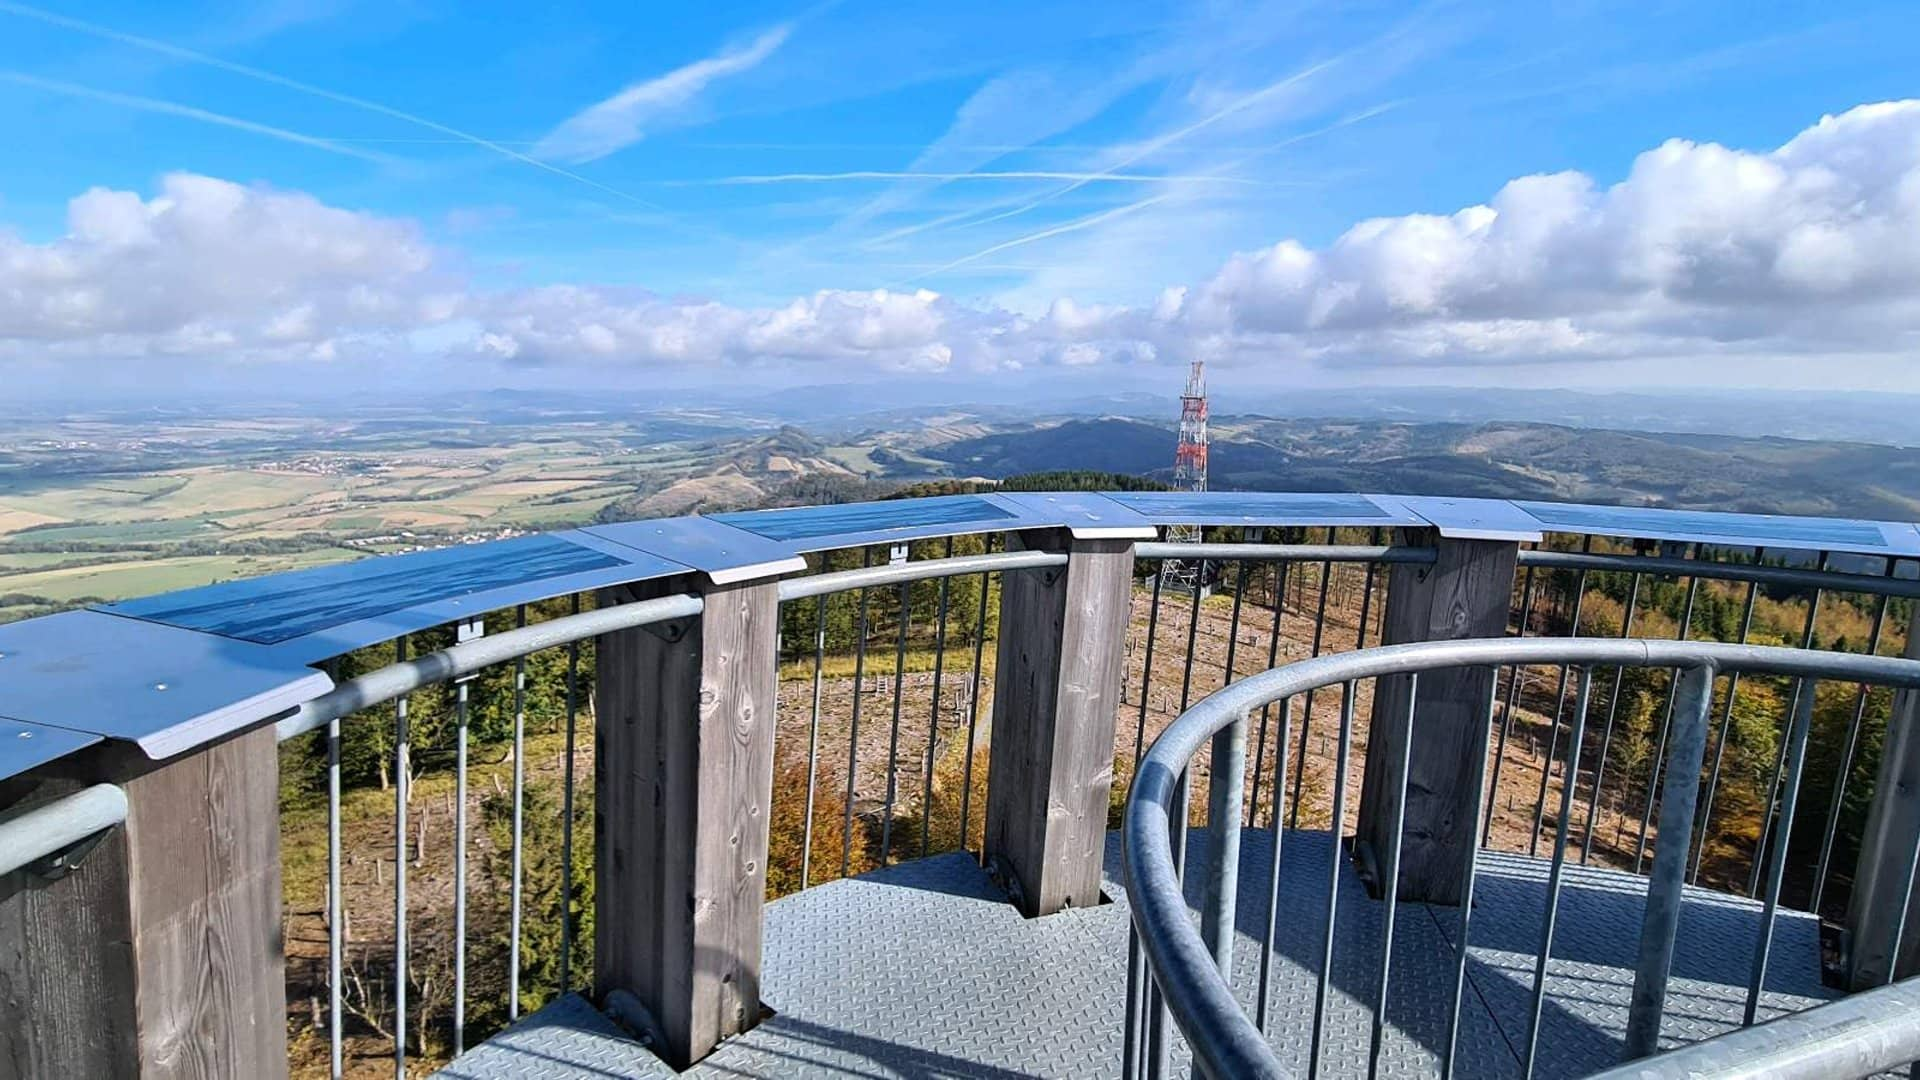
260 541 1051 1076
1121 637 1920 1080
2 506 1916 1079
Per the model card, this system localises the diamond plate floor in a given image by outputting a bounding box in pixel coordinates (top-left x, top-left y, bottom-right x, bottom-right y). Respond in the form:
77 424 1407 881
436 829 1832 1079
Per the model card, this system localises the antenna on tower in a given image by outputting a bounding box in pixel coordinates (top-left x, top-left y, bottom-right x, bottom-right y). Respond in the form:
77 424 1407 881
1161 360 1210 594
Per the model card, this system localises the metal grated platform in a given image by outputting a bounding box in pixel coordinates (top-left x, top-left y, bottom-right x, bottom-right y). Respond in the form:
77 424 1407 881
436 829 1832 1079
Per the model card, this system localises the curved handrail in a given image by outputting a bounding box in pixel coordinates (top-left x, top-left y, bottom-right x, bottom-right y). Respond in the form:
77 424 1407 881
277 592 707 741
776 549 1066 602
1133 543 1438 565
1584 974 1920 1080
1122 637 1920 1080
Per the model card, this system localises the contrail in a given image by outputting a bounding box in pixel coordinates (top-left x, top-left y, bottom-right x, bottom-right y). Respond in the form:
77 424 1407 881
943 59 1342 240
0 72 392 163
0 0 671 213
697 170 1253 186
905 194 1171 284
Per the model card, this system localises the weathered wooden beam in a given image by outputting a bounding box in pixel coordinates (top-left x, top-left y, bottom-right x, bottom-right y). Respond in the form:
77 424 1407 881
985 529 1133 917
594 575 779 1070
1845 624 1920 990
1355 530 1519 905
0 725 287 1080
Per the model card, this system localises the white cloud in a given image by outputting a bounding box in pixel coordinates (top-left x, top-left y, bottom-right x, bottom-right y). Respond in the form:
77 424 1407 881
533 25 791 164
1182 100 1920 359
5 101 1920 384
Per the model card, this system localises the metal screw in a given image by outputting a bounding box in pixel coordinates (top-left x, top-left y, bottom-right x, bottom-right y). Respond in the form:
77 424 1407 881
16 731 31 739
153 682 169 691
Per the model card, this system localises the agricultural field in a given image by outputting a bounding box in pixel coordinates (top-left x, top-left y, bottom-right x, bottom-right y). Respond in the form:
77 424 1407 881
0 401 815 620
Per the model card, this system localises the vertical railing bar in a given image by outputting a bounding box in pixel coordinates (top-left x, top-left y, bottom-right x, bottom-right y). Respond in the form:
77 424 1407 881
1748 554 1829 897
1887 806 1920 987
558 593 579 995
1529 541 1592 857
1634 545 1704 876
1746 677 1818 1026
960 535 993 862
1583 570 1643 864
1223 559 1246 687
393 634 410 1080
1624 663 1715 1060
1523 668 1593 1079
326 657 344 1080
1486 562 1541 843
881 577 909 866
1123 927 1146 1079
1692 557 1763 884
1257 695 1295 1034
1811 559 1899 913
453 662 470 1055
1368 673 1418 1080
922 536 954 858
1444 673 1501 1080
507 605 527 1023
1355 527 1382 654
801 593 826 889
1309 681 1358 1080
1133 570 1165 785
843 546 875 878
1251 562 1288 828
1178 545 1205 712
1291 527 1339 829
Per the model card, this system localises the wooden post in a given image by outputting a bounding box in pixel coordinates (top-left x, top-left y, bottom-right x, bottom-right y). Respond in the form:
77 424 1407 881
0 725 288 1080
984 529 1133 917
1355 530 1519 905
594 575 780 1070
1845 626 1920 990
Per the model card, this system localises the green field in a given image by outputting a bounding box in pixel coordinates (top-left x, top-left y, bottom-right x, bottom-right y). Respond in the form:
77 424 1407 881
0 548 364 604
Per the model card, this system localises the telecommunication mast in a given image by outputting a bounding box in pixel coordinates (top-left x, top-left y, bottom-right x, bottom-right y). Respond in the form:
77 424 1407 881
1161 361 1209 592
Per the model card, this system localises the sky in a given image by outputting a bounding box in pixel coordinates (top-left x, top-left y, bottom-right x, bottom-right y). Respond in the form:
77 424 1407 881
1 0 1918 400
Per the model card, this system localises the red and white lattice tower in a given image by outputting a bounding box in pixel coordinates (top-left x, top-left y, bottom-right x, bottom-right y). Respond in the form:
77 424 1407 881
1161 361 1209 592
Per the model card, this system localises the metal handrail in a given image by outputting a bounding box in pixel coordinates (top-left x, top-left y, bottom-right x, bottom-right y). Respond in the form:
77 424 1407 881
1123 637 1920 1080
277 592 706 741
776 548 1066 601
0 783 127 878
1585 975 1920 1080
1133 543 1438 564
1519 548 1920 600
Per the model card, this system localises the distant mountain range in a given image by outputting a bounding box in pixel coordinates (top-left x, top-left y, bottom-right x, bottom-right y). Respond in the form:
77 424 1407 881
922 416 1920 521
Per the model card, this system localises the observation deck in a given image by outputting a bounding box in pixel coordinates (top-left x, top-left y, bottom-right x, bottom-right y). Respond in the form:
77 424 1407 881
1 491 1918 1079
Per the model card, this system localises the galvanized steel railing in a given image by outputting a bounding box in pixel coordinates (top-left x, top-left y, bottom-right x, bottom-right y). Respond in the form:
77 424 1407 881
4 511 1917 1079
270 541 1054 1077
1121 637 1920 1080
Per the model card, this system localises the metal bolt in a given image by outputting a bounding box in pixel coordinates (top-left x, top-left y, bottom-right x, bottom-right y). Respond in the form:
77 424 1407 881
153 682 169 691
16 731 30 739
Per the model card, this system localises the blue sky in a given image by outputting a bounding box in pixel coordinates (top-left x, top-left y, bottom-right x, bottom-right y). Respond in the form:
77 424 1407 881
2 0 1919 396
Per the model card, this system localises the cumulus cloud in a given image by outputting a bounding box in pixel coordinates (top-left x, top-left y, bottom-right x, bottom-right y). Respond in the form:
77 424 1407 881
4 101 1920 379
1179 100 1920 358
0 173 446 362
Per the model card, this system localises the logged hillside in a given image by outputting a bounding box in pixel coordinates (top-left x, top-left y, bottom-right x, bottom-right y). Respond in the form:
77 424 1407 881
926 417 1920 520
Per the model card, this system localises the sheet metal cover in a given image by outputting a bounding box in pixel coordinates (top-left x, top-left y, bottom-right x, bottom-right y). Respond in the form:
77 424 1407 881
1514 501 1920 556
101 533 666 646
584 515 808 583
0 610 332 761
1103 491 1415 526
1388 495 1546 542
710 494 1019 546
0 717 102 781
986 491 1158 538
